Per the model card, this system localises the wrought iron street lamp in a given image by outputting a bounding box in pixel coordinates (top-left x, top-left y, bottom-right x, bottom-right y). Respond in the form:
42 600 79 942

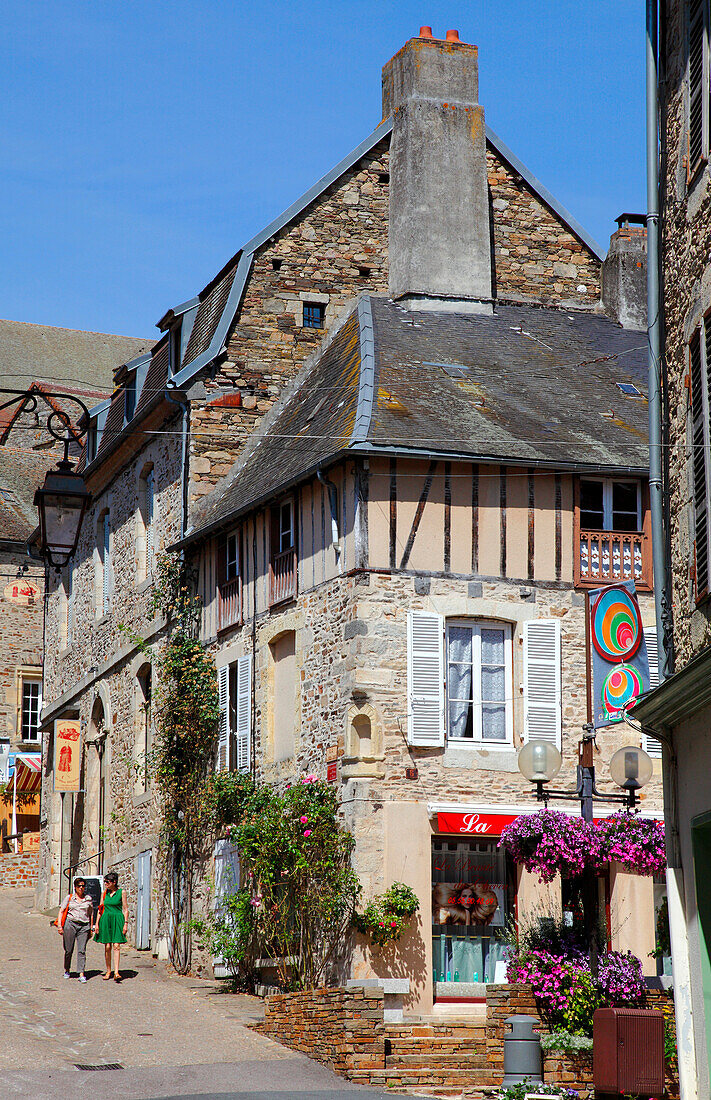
1 388 91 570
518 728 653 822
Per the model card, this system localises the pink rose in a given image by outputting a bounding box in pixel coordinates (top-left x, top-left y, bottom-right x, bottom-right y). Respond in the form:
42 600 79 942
303 830 312 837
300 816 308 824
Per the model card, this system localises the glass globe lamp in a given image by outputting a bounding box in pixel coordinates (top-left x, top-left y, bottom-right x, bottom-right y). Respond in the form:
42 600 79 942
518 739 562 784
609 745 653 793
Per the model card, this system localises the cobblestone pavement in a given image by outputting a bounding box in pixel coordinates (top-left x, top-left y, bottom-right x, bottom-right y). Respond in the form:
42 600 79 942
0 889 408 1099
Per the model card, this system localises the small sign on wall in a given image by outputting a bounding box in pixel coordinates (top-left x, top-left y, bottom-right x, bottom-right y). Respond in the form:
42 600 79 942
327 761 337 783
4 579 40 605
53 719 81 792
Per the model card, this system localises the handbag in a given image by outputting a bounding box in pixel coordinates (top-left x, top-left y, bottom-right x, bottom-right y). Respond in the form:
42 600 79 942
55 895 71 930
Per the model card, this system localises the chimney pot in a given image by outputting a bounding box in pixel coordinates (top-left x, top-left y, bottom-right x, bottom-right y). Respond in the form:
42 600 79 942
445 29 460 42
419 26 434 38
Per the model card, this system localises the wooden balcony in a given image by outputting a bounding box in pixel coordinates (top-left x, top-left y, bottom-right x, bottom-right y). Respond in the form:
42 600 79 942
218 577 242 632
270 548 297 606
576 529 652 590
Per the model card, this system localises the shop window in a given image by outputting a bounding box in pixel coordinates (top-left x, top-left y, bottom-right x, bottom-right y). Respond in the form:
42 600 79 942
431 838 514 994
20 679 42 742
217 655 252 773
270 631 296 762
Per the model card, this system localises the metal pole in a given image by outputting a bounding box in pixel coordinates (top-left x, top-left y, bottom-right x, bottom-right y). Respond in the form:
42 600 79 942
646 0 672 680
578 738 598 977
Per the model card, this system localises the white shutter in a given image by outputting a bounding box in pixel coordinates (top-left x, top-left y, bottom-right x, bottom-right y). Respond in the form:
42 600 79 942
102 513 111 613
236 654 252 773
217 664 229 772
66 564 74 644
146 470 154 575
643 626 662 758
523 619 562 747
407 610 445 746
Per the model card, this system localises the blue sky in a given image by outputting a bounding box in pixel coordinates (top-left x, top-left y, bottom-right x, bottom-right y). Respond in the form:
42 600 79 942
2 1 646 339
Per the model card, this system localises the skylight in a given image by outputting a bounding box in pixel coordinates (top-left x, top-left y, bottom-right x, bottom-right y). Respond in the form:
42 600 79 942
616 382 643 398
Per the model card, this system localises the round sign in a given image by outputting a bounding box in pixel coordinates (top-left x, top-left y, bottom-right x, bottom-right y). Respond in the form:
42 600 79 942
591 585 642 663
4 579 40 606
601 664 645 720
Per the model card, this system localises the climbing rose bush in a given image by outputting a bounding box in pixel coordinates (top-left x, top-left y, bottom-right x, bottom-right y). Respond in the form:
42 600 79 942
499 809 665 881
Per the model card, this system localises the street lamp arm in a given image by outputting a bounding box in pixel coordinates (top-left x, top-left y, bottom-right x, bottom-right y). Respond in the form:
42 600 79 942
0 387 90 462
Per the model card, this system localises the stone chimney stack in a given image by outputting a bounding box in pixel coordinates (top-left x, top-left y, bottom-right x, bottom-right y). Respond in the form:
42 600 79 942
383 29 492 312
602 214 648 330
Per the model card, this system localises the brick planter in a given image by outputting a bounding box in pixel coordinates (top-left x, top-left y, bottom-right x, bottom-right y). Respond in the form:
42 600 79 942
0 851 39 888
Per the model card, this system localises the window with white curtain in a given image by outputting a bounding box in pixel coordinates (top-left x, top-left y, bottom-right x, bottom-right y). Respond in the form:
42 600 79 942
446 621 512 745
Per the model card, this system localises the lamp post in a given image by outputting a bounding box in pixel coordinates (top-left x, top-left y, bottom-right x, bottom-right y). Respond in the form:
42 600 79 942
518 729 653 974
0 388 91 570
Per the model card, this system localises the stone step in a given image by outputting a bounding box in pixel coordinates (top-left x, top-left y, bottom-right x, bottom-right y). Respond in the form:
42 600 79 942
385 1036 487 1049
383 1025 487 1040
387 1053 490 1069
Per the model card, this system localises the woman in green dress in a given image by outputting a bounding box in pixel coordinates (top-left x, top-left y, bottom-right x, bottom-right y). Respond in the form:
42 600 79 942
93 871 128 982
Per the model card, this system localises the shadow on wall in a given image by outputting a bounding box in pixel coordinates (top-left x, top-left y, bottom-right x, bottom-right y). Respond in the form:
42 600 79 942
357 911 428 1009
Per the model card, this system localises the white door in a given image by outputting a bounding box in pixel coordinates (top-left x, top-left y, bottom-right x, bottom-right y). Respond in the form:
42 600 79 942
135 849 152 950
212 838 240 979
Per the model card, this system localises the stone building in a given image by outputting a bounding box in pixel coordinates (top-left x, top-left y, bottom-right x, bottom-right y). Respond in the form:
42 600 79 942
39 28 661 999
0 320 147 852
632 1 711 1094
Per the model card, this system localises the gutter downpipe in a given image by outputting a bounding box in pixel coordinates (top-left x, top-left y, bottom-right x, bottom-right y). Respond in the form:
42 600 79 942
647 5 696 1095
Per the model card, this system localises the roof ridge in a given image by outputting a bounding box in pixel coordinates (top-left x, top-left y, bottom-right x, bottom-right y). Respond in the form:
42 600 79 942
0 318 151 341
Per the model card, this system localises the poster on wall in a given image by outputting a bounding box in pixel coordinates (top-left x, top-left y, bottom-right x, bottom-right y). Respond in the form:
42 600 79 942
590 580 650 728
431 882 505 928
53 719 81 792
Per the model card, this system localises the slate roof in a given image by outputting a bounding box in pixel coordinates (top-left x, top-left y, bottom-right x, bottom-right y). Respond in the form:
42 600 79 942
0 318 150 394
0 319 149 540
187 296 649 541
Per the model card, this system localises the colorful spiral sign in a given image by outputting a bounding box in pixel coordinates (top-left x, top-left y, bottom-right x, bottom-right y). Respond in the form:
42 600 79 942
591 585 642 662
601 664 645 722
590 581 650 728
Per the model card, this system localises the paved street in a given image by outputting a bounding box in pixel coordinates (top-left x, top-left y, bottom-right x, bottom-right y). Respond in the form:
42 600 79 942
0 889 419 1099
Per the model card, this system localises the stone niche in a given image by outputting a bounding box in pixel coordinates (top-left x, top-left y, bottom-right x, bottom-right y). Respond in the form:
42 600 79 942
341 702 385 779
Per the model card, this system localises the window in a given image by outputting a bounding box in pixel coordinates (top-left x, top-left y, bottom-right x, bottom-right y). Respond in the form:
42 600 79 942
21 680 41 742
446 622 513 744
87 421 97 463
690 325 711 597
226 533 239 580
688 0 709 176
218 531 242 631
125 373 137 423
302 302 325 329
217 655 252 773
270 500 297 605
407 612 561 749
136 666 152 791
580 479 641 532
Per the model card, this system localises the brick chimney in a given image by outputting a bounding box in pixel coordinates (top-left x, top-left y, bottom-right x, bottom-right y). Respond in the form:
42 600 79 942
602 215 647 330
383 30 492 312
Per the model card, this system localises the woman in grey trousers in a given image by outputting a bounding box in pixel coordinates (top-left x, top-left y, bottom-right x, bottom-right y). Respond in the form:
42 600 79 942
58 877 94 982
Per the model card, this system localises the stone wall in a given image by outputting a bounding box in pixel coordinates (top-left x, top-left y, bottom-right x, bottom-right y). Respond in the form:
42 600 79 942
661 0 711 667
260 985 386 1074
0 851 39 888
0 549 44 753
188 139 604 502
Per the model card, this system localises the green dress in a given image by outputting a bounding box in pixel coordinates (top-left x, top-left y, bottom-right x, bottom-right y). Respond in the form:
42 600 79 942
95 888 127 944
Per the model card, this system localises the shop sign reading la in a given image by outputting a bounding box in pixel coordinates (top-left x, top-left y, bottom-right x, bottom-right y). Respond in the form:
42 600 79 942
4 579 40 606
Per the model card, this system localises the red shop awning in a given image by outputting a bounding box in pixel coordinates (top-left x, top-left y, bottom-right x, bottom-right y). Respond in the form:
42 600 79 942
11 753 42 794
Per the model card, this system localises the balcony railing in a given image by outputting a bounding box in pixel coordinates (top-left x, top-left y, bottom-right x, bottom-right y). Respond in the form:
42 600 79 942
576 529 652 590
270 548 297 606
218 577 242 632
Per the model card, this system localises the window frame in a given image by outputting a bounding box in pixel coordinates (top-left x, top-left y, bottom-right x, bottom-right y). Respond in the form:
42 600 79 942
302 302 325 329
579 477 642 532
20 678 42 743
445 619 514 749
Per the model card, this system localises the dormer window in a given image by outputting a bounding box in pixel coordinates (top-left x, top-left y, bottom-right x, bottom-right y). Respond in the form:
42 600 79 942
125 373 137 423
87 421 97 463
169 321 182 375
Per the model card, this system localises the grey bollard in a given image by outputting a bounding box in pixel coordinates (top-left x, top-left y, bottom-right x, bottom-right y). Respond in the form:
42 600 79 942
502 1014 542 1086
